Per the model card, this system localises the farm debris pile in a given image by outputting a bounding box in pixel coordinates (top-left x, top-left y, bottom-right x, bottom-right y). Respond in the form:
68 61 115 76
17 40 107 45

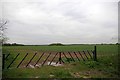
28 62 63 68
47 62 62 66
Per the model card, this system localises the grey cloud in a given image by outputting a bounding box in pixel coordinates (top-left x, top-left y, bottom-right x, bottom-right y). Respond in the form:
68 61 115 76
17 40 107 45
2 0 118 44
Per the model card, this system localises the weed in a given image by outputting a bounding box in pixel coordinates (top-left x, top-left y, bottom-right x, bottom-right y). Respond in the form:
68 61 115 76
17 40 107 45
84 61 99 68
53 69 73 78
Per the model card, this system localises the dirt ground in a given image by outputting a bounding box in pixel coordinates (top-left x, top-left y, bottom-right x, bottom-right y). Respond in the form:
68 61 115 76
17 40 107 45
14 51 93 68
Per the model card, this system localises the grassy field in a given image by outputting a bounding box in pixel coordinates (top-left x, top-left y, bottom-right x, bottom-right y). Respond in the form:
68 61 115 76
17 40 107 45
2 44 119 78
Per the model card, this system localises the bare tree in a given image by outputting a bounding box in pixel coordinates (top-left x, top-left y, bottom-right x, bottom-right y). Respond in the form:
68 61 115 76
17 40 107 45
0 20 8 45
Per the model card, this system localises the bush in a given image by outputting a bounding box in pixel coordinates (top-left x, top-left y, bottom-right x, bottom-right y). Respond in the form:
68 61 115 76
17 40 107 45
53 69 72 78
84 61 99 68
49 43 64 46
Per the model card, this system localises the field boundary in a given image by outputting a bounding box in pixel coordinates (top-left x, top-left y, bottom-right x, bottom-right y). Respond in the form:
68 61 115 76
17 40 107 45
2 46 97 69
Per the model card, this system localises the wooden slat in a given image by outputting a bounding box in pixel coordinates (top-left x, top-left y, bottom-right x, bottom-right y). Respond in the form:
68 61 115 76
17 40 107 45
73 52 80 61
17 53 28 68
87 50 92 59
49 52 58 65
34 52 45 66
83 51 89 59
78 51 85 61
42 53 51 66
5 53 10 60
62 52 70 63
26 53 37 67
7 53 20 69
68 52 75 62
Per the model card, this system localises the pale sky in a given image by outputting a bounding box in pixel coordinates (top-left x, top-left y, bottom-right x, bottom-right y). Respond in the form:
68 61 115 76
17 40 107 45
1 0 119 45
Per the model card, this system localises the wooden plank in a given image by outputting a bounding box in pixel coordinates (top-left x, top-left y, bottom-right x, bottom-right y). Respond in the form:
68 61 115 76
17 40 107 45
62 52 70 63
34 52 45 66
5 53 10 60
78 51 85 61
26 53 37 67
49 52 58 65
83 51 89 59
7 53 20 69
17 53 28 68
73 52 80 61
68 52 75 62
87 50 92 59
42 53 51 66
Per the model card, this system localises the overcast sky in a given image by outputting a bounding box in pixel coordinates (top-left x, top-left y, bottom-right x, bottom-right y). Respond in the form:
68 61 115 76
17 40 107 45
1 0 119 45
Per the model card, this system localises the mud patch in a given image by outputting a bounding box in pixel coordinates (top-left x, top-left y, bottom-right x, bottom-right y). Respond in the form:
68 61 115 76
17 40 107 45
29 64 35 68
23 61 63 68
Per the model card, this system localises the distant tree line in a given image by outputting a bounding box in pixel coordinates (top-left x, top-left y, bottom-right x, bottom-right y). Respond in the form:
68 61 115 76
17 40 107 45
3 43 24 46
2 42 119 46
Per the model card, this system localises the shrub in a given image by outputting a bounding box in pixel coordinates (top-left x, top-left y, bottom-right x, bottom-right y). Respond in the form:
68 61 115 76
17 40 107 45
84 61 99 68
49 43 64 46
53 69 72 78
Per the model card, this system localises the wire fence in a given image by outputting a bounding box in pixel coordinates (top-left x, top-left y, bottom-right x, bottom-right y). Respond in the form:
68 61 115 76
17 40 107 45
2 46 97 69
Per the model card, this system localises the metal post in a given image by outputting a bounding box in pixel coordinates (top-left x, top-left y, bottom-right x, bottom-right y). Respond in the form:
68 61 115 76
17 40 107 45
94 46 97 61
2 54 5 69
59 52 62 64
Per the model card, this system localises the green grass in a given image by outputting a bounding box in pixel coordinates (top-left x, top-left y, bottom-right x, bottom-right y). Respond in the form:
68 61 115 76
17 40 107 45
2 45 95 52
2 44 119 78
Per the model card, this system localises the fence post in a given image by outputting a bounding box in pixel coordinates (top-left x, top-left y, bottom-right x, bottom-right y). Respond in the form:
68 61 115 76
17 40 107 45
2 54 5 69
59 52 62 64
93 46 97 61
